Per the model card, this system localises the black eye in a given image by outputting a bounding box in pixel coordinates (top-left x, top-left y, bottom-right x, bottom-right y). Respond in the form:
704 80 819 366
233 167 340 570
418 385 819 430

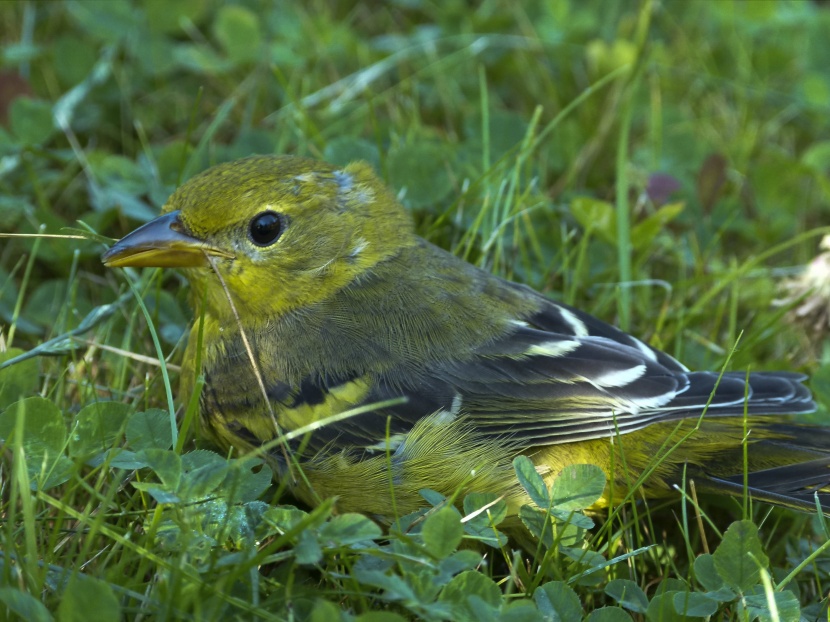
248 211 283 247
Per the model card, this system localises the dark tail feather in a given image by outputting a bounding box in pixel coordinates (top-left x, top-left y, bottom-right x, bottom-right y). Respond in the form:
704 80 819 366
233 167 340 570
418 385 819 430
697 461 830 514
693 424 830 515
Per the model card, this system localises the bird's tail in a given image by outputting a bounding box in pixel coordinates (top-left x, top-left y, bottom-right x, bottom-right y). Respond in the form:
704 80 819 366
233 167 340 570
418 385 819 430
609 401 830 515
659 369 827 513
690 422 830 513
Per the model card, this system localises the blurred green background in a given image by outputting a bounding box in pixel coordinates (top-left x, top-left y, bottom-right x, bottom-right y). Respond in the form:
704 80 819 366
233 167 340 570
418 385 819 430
2 0 830 618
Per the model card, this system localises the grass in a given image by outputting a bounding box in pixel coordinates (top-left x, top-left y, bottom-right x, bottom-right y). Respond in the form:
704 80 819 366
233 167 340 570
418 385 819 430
1 0 830 619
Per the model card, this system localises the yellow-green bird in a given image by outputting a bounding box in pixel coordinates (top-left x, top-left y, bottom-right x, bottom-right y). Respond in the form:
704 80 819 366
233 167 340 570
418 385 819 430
103 154 827 520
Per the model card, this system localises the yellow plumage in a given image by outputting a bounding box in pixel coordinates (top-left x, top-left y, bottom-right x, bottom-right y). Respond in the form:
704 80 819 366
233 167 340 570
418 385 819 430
102 154 829 525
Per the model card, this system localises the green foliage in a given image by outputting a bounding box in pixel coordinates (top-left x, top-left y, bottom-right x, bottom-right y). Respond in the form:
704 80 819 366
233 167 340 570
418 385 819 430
533 581 584 620
605 579 648 613
0 588 52 622
421 505 464 558
0 396 74 489
712 520 769 593
1 0 830 618
0 348 38 409
517 462 602 558
569 197 685 251
57 574 121 622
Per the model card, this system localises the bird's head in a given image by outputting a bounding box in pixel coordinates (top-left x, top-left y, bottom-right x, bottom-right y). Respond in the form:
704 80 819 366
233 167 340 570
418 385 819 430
102 155 415 320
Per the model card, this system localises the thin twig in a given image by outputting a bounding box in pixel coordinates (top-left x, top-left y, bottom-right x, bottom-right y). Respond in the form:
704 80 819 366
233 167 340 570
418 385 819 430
689 479 709 554
77 339 182 371
0 233 93 239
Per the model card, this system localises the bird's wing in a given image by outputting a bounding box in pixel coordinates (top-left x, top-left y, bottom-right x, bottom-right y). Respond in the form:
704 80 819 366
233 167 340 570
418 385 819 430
436 331 813 447
435 296 814 445
519 295 690 374
293 296 814 453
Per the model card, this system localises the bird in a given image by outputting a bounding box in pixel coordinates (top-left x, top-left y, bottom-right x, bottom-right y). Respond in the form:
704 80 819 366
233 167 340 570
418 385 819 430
102 154 828 523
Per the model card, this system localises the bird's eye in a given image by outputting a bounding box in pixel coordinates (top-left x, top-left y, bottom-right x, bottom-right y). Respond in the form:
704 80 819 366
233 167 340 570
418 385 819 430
248 211 283 247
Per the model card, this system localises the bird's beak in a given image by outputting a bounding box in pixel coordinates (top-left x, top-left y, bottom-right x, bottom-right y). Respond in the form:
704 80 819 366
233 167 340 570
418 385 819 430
102 210 232 268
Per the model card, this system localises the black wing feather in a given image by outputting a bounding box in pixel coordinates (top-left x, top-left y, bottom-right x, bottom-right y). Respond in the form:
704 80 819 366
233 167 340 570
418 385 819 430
273 274 814 453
